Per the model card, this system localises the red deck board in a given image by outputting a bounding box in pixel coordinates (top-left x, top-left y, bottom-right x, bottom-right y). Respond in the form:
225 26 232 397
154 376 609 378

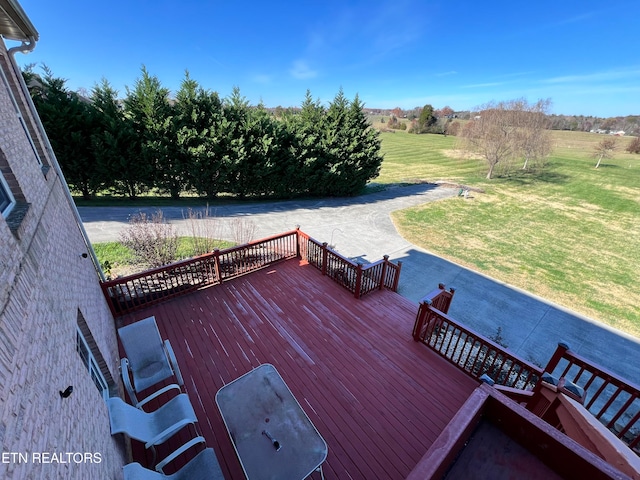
119 259 478 479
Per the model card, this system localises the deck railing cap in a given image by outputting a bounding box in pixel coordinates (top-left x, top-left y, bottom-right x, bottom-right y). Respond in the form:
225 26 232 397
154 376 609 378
479 374 495 386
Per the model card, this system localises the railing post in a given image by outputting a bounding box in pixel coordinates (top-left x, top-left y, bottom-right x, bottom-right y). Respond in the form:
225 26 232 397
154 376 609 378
543 341 570 375
412 300 431 341
526 342 570 413
100 282 118 318
354 263 363 299
213 249 222 284
321 242 328 276
392 261 403 292
379 255 389 290
295 226 301 259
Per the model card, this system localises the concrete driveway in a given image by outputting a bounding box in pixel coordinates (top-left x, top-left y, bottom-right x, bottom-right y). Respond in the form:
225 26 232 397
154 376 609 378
78 183 640 385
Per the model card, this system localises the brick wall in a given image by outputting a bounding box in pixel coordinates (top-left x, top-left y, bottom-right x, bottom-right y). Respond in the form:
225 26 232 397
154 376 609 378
0 45 127 479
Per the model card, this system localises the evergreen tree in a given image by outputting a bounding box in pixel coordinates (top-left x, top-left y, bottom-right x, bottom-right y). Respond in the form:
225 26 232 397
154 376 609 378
26 67 99 199
124 67 177 197
221 87 252 196
28 68 384 200
412 104 436 133
289 90 327 195
266 110 299 198
343 94 383 192
318 90 382 196
174 72 225 198
234 103 277 196
91 80 148 198
320 88 351 195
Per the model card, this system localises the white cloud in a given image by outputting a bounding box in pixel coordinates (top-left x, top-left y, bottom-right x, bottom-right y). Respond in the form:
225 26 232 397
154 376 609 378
290 60 317 80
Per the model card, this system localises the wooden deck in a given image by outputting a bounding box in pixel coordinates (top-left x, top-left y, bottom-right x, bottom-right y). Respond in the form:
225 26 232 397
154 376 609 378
118 259 479 479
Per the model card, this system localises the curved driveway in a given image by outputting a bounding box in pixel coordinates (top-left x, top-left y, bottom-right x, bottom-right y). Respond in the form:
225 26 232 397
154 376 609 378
79 184 640 384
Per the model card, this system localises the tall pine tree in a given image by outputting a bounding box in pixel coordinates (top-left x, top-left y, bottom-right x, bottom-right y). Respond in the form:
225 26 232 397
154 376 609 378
174 71 226 198
124 67 177 197
92 80 148 199
26 68 99 199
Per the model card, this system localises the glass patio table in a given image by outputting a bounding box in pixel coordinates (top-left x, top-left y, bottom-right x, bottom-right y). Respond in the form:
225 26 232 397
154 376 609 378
216 364 328 480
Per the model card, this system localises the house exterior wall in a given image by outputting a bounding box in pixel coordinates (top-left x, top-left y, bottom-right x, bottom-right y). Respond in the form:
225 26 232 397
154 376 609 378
0 40 127 479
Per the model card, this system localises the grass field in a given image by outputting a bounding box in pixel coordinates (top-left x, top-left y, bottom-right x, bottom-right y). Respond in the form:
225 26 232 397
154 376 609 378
379 130 640 336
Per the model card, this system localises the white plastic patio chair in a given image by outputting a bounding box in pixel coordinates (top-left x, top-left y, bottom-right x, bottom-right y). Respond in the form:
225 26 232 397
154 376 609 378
107 394 197 450
118 316 184 408
122 437 225 480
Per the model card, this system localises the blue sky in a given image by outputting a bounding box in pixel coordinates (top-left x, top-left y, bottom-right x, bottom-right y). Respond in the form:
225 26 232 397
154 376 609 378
12 0 640 117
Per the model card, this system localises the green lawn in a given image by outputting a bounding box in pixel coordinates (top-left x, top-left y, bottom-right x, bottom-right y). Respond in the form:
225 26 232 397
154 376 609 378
381 131 640 336
377 131 485 184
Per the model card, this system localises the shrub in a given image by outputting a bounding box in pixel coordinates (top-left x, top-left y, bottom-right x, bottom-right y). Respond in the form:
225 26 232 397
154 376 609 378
183 206 221 256
386 116 407 130
119 210 178 267
626 136 640 154
447 121 461 136
230 218 257 245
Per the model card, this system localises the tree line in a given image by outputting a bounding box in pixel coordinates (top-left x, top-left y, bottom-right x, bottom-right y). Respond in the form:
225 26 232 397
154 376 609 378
370 106 640 137
24 67 383 200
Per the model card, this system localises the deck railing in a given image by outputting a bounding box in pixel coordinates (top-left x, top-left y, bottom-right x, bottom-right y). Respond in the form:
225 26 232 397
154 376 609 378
101 230 299 315
101 228 402 316
296 230 402 299
413 299 542 390
538 342 640 454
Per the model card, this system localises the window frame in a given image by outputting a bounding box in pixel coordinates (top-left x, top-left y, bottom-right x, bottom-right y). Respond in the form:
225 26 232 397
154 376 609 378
76 327 109 400
0 171 15 217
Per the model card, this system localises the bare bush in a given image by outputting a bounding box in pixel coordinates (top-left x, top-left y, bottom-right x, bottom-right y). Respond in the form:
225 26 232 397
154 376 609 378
183 206 221 256
626 136 640 154
593 137 617 168
230 217 257 245
119 210 178 267
446 121 461 136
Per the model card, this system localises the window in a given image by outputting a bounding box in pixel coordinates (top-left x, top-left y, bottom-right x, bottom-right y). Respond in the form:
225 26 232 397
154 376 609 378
76 327 109 400
0 172 15 217
76 310 115 400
